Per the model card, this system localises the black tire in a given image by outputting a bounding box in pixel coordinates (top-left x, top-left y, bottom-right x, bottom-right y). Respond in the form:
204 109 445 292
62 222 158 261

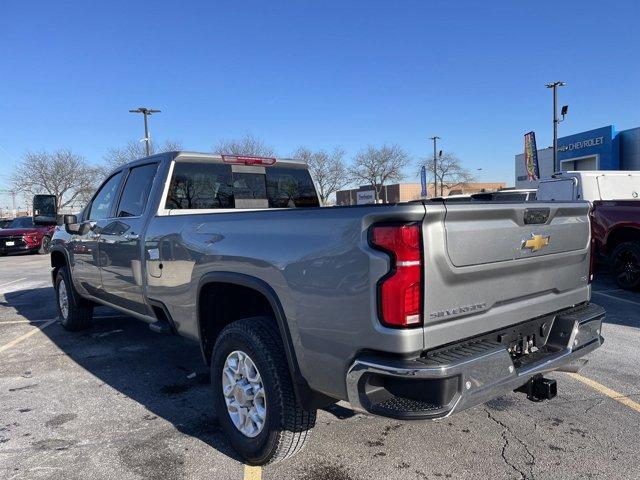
55 266 93 331
38 236 51 255
211 316 316 465
611 241 640 290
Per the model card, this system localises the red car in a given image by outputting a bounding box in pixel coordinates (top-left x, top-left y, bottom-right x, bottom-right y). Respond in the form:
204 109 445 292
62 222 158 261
591 200 640 290
0 216 56 256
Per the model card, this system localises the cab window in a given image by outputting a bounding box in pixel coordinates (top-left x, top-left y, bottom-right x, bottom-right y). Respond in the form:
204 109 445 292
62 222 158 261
166 163 234 209
117 163 158 217
165 161 319 209
88 172 123 221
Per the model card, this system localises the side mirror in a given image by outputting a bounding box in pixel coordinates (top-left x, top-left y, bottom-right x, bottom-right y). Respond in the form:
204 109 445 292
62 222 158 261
33 194 58 226
64 214 81 234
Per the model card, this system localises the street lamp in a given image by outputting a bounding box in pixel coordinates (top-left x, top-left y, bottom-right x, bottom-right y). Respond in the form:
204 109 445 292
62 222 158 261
129 107 161 156
545 81 567 170
429 136 441 196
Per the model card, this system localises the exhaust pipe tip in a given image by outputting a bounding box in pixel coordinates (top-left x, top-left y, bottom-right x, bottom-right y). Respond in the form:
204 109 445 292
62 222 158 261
515 376 557 402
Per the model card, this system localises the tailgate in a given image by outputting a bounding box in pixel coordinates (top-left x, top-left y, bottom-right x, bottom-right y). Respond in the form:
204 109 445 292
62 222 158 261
422 201 591 350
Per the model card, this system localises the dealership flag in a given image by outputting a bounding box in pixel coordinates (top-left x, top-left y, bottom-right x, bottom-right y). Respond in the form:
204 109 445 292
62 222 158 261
420 165 427 197
524 131 540 181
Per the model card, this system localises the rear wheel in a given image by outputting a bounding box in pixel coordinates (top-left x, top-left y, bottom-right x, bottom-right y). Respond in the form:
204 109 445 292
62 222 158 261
611 241 640 290
211 316 316 465
55 266 93 330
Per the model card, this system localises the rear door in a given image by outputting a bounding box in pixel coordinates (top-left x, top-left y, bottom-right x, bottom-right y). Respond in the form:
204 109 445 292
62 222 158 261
98 162 158 316
422 201 591 349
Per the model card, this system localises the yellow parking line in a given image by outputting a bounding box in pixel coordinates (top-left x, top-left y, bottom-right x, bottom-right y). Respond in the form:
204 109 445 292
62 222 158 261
567 372 640 414
243 465 262 480
0 319 57 353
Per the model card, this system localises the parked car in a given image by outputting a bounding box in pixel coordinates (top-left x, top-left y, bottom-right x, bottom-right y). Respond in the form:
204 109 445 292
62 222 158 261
537 171 640 289
0 216 55 255
43 152 604 465
591 201 640 289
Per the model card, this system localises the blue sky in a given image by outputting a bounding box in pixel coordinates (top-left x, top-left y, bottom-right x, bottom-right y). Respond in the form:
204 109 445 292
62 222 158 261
1 0 639 207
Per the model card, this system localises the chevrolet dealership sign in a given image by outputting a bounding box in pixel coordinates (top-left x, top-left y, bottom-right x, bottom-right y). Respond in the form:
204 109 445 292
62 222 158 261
558 136 605 152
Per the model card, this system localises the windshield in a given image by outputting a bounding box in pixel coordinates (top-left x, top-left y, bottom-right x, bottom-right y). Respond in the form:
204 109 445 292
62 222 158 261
7 217 34 228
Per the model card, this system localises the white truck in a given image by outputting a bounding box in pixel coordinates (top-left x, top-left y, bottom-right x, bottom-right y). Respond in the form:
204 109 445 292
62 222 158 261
537 171 640 202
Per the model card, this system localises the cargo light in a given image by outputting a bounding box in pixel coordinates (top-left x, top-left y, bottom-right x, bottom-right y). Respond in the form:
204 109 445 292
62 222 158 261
221 155 277 166
369 223 423 328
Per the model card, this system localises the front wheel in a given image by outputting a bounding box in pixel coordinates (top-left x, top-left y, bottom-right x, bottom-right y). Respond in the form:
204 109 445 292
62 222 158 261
211 316 316 465
55 266 93 330
611 241 640 290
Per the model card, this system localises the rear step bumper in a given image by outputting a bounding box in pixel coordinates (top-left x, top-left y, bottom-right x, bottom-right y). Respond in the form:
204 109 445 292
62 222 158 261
346 303 605 419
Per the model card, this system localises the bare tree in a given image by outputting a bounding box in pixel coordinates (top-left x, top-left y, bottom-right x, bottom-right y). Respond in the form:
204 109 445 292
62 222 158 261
420 152 475 196
11 149 100 210
349 144 409 202
292 147 351 205
212 134 276 157
104 139 183 169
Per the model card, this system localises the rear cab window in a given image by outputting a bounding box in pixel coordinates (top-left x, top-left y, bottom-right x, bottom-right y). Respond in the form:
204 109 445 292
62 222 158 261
164 158 319 212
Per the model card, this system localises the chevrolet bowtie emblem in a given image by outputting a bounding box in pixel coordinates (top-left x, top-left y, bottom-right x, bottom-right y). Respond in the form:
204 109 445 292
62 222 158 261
522 234 550 252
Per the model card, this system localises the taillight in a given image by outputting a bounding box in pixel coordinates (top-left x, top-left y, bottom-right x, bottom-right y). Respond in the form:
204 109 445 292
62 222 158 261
221 154 276 166
370 223 423 328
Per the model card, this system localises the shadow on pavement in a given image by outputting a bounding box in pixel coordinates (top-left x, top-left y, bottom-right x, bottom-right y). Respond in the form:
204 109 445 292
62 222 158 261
2 286 242 463
591 267 640 329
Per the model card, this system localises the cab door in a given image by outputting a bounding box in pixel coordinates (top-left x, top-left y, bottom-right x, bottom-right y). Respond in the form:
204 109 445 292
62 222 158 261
72 171 123 297
98 162 158 316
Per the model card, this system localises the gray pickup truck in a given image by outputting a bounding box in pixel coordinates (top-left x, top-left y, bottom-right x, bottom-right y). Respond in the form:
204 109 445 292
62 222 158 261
40 152 604 465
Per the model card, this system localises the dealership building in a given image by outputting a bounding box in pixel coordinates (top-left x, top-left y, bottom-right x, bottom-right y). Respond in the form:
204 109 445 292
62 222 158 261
515 125 640 188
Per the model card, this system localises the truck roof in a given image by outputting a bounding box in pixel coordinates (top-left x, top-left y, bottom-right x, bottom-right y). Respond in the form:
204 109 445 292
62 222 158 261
103 151 309 180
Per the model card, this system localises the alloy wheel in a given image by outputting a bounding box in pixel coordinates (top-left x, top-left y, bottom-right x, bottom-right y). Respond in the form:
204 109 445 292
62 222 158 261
58 279 69 320
221 350 267 438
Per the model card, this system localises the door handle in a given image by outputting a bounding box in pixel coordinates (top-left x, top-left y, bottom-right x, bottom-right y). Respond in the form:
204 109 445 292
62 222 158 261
124 233 139 241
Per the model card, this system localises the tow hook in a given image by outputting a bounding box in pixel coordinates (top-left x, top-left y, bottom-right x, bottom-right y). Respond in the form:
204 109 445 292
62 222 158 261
515 375 557 402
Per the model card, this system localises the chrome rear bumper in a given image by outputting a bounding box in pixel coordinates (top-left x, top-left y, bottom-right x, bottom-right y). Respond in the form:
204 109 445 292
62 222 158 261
346 303 605 419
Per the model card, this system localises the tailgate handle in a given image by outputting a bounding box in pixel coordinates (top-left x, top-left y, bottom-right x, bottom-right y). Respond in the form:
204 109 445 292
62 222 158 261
524 208 550 225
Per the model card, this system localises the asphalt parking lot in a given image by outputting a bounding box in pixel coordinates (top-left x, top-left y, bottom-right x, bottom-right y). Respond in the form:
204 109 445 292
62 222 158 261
0 254 639 480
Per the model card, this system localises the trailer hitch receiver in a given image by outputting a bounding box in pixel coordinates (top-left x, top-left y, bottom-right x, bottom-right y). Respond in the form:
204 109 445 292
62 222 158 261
515 375 557 402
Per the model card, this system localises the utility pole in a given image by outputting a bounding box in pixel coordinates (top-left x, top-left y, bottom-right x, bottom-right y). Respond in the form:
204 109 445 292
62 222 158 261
429 136 440 197
0 189 17 217
545 81 566 170
129 107 161 156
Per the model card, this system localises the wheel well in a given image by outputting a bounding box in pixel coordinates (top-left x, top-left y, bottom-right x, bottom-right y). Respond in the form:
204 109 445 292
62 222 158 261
198 282 276 364
606 227 640 255
51 250 66 278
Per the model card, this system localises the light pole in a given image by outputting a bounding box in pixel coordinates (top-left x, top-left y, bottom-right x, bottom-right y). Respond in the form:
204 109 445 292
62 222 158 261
129 107 161 156
429 136 440 197
545 81 567 170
